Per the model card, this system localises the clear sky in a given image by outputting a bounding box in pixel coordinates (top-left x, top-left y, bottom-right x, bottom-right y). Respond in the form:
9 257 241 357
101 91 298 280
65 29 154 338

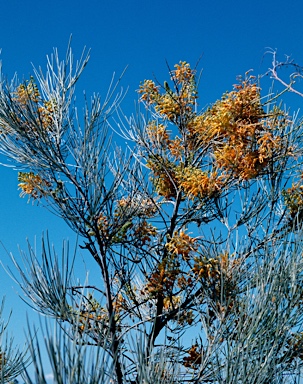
1 0 303 378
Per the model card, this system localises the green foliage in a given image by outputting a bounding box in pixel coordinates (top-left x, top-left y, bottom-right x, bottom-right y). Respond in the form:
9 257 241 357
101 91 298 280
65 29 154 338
0 300 28 383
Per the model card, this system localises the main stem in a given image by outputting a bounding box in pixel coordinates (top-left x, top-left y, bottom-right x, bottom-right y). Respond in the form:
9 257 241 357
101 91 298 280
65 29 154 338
145 191 183 366
93 233 124 384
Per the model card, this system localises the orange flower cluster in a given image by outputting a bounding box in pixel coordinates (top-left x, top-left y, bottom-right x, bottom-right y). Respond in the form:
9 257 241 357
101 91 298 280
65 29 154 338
156 94 184 121
192 256 220 280
174 61 195 83
142 258 194 324
144 257 181 299
176 167 223 199
78 309 107 333
76 294 106 334
166 230 197 260
147 155 224 200
112 293 127 315
115 197 157 218
14 78 57 132
146 121 170 148
96 213 110 239
146 157 177 199
91 206 157 246
139 231 198 321
77 294 126 336
147 157 224 200
189 78 282 180
141 65 287 198
133 220 157 246
147 265 179 297
283 175 303 218
88 212 130 243
177 274 193 290
18 171 50 200
37 100 57 130
191 252 238 315
177 309 195 326
138 79 160 105
183 343 203 368
168 136 184 159
139 61 197 122
190 79 262 138
15 77 40 104
163 295 181 311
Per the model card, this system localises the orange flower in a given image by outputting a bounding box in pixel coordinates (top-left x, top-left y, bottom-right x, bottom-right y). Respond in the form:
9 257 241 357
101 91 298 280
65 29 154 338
183 344 203 368
176 167 223 199
166 230 197 260
18 172 50 199
14 77 40 105
146 121 170 147
146 157 178 199
138 80 160 104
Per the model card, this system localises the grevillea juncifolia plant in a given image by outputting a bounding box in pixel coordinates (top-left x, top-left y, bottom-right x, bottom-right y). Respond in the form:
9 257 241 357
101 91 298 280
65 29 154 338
1 45 303 383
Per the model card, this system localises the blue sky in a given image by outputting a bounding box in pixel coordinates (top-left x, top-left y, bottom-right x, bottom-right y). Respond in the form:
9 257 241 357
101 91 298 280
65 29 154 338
1 0 303 378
